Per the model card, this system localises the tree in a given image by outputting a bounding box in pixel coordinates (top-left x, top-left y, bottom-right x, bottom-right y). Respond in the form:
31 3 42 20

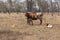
26 0 33 12
37 0 48 12
7 0 12 13
0 1 8 13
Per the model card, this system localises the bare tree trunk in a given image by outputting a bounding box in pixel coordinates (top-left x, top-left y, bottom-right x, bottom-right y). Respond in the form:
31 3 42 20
26 0 33 12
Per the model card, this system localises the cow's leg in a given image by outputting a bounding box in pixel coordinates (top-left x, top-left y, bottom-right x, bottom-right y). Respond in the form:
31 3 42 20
27 19 33 25
31 20 33 25
40 19 42 25
39 17 42 25
27 19 30 24
30 19 33 25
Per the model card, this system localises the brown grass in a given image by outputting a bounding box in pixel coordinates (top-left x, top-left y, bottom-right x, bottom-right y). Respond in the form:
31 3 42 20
0 12 60 40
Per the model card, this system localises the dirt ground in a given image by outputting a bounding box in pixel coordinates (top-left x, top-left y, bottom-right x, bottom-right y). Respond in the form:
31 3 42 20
0 12 60 40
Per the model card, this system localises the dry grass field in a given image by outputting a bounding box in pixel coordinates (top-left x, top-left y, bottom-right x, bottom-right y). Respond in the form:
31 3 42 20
0 12 60 40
